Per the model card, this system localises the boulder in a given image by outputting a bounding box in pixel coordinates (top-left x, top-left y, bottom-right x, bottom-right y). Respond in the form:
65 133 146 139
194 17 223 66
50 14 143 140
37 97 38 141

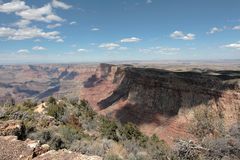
0 120 25 138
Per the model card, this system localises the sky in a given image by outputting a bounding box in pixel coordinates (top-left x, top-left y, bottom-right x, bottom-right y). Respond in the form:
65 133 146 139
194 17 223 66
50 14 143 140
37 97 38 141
0 0 240 64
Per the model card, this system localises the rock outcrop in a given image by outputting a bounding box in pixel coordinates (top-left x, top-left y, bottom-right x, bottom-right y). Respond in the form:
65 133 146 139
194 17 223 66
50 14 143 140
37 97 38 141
0 136 102 160
81 64 240 144
0 136 47 160
0 120 25 138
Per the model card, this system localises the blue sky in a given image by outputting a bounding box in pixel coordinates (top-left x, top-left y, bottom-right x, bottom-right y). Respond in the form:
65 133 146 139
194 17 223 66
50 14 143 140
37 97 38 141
0 0 240 64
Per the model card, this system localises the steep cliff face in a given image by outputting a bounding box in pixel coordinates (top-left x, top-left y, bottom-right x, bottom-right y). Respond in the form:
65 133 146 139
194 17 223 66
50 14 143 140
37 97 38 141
81 64 240 144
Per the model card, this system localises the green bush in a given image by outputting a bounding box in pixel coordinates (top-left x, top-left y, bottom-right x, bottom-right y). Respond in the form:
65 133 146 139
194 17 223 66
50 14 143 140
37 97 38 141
59 125 82 144
120 122 143 141
100 117 119 141
79 100 96 120
22 99 37 108
46 103 64 120
47 96 57 105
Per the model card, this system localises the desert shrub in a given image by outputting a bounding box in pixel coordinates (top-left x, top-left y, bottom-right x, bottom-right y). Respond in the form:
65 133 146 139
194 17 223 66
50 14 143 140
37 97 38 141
70 140 107 157
104 154 123 160
58 125 82 145
146 136 170 160
122 139 142 155
69 97 80 106
119 122 143 141
100 117 119 141
22 99 37 108
175 140 205 160
49 134 65 150
202 136 240 159
46 103 64 120
47 96 57 105
79 100 96 120
189 107 225 139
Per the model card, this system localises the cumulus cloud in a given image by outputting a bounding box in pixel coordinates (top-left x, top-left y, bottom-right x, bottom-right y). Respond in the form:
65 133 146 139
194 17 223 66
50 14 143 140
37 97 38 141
99 43 120 50
77 48 88 52
233 25 240 30
16 4 64 23
17 49 29 54
207 27 223 34
15 19 31 28
223 42 240 50
140 46 180 55
120 37 142 43
0 1 65 23
32 46 46 50
0 0 29 13
91 28 100 31
170 31 195 40
52 0 72 10
0 0 71 42
0 26 61 41
47 23 62 29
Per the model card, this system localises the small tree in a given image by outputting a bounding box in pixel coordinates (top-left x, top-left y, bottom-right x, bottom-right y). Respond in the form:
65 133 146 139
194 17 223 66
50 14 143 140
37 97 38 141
47 96 57 105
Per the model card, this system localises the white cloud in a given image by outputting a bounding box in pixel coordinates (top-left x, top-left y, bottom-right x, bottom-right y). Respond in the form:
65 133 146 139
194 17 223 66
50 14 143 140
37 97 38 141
146 0 152 4
47 23 62 29
0 26 62 41
120 37 142 43
207 27 223 34
77 48 88 52
32 46 46 51
233 25 240 30
170 31 195 40
0 0 29 13
17 49 29 54
52 0 72 10
56 38 64 43
0 1 65 23
223 42 240 50
140 46 180 55
91 28 100 31
70 21 77 25
16 4 64 23
99 43 120 50
15 19 31 28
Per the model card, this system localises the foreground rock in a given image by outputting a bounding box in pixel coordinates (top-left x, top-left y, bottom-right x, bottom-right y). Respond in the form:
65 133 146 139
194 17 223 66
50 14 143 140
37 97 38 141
33 150 102 160
0 136 41 160
0 136 102 160
0 120 25 138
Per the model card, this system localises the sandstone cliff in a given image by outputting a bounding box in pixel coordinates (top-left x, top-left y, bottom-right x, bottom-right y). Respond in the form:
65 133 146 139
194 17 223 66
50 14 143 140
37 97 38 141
81 64 240 144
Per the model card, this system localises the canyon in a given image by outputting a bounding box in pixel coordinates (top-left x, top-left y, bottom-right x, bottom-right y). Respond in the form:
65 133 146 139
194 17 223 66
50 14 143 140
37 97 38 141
0 62 239 145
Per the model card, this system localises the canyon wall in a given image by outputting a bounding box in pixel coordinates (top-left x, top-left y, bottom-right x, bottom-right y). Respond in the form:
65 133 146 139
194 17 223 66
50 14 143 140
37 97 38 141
81 64 240 144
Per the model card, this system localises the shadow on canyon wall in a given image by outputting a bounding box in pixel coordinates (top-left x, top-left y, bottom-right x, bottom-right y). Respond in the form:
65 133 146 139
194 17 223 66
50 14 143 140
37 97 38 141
89 68 240 125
